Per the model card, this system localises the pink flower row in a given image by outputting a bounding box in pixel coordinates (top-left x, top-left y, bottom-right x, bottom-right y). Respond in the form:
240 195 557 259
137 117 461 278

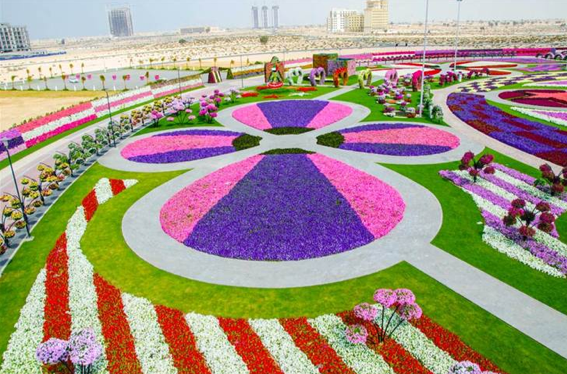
25 115 97 148
343 127 460 148
17 102 94 133
93 91 153 113
121 134 237 158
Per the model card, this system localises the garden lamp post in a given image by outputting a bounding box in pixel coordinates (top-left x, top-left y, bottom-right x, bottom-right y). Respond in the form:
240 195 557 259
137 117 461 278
418 0 430 117
453 0 464 73
105 90 116 147
1 138 32 238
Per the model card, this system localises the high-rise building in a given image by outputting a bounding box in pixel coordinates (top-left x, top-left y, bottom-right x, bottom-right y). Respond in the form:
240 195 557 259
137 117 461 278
252 6 260 29
326 9 358 33
364 0 389 33
0 23 31 53
107 6 134 37
261 5 269 29
272 5 279 29
345 14 364 32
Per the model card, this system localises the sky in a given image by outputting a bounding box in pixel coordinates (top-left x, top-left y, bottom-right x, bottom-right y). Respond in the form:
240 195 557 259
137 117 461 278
1 0 566 40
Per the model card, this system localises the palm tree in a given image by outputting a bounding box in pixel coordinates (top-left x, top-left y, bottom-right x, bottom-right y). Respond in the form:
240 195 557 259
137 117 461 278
122 75 128 90
38 67 42 78
49 67 53 78
145 71 149 82
58 64 63 75
246 57 250 66
61 74 68 90
26 75 33 90
172 57 177 69
43 76 48 90
69 63 74 74
160 56 165 68
129 58 133 68
81 63 85 74
81 76 87 90
185 56 191 70
198 58 202 70
99 75 106 90
230 60 235 69
10 75 16 90
213 57 218 67
149 58 154 68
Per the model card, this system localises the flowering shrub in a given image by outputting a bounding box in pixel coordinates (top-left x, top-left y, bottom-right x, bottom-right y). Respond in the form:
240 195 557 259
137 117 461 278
459 152 495 182
373 288 423 343
534 164 567 196
36 329 103 373
502 199 555 239
345 324 368 345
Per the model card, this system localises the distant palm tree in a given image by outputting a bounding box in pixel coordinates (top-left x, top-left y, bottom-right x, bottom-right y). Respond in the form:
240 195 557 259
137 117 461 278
213 57 218 67
99 75 106 90
61 74 68 90
69 63 74 74
129 58 133 68
230 60 235 69
246 57 250 66
198 58 202 70
160 57 165 67
145 71 149 82
81 76 87 90
122 75 128 90
149 58 154 68
81 63 85 74
185 57 191 69
49 67 53 78
38 67 42 78
172 57 177 69
58 64 63 74
43 76 48 90
10 75 16 90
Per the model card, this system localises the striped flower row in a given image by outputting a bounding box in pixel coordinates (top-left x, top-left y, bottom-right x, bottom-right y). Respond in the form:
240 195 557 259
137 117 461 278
511 106 567 128
1 178 503 374
440 163 567 277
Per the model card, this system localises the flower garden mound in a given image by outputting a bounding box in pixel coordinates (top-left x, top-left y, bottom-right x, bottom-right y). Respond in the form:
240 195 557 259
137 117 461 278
498 90 567 108
160 153 405 261
448 93 567 166
440 164 567 278
0 178 503 373
120 129 257 164
319 124 460 156
232 100 353 133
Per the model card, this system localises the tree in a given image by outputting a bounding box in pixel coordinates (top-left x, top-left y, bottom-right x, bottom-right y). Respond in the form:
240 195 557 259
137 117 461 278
198 58 202 69
38 67 42 78
81 76 87 90
69 63 74 74
81 62 85 74
99 74 106 90
122 75 128 90
160 56 165 67
213 57 218 67
43 76 48 90
49 67 53 78
185 56 191 70
149 58 154 68
172 56 177 68
61 74 67 90
259 35 269 45
26 75 33 90
58 64 63 74
10 75 16 90
179 39 187 44
144 71 149 83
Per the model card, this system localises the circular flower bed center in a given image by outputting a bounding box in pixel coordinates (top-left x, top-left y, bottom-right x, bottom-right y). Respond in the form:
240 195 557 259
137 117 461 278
499 89 567 108
317 123 460 156
232 100 353 135
120 129 260 164
160 153 405 261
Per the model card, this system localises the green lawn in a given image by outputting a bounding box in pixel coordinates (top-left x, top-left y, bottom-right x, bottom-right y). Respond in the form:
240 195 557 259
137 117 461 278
383 149 567 316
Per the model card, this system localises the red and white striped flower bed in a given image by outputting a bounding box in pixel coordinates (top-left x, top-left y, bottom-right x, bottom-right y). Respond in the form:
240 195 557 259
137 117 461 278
0 178 504 374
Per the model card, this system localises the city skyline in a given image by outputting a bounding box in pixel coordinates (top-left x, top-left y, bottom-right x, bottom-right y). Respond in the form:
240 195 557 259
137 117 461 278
1 0 566 40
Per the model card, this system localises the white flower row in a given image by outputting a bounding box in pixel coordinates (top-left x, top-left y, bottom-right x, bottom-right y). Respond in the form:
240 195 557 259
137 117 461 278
378 308 456 374
91 86 152 109
95 95 152 117
121 293 178 374
494 170 567 210
525 82 567 88
511 106 567 128
308 314 394 374
94 178 114 205
229 64 264 74
0 270 46 374
533 229 567 258
185 313 249 374
249 319 319 374
21 107 96 142
152 78 203 96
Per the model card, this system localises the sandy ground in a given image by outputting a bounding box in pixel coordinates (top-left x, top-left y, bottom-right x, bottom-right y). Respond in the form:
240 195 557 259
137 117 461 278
0 91 106 131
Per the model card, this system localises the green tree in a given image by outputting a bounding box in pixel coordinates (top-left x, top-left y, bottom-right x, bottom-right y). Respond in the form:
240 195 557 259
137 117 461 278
259 35 269 45
69 63 74 74
99 75 106 90
10 75 16 90
26 75 33 90
81 76 87 90
43 76 49 90
81 62 85 74
49 67 53 78
185 56 191 70
179 39 187 44
122 74 128 90
61 74 68 90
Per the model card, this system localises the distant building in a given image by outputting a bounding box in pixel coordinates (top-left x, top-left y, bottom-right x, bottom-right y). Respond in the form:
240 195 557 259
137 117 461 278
364 0 389 32
0 23 31 53
326 9 358 33
261 5 269 29
272 6 279 29
107 6 134 37
180 26 219 34
252 6 260 29
345 14 364 32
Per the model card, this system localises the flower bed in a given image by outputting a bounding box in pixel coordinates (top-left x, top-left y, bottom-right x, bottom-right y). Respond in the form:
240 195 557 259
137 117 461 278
520 64 567 73
498 89 567 108
511 107 567 128
440 164 567 277
526 80 567 88
456 72 567 93
0 179 503 373
120 129 253 164
232 100 352 133
318 123 460 156
447 93 567 166
160 153 405 261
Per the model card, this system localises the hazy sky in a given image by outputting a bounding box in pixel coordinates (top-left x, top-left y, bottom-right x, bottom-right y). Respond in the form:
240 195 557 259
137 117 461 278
1 0 566 40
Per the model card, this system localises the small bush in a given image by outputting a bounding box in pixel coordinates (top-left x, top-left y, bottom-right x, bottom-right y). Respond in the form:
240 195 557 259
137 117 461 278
265 127 313 135
316 132 344 148
262 148 315 155
232 134 262 151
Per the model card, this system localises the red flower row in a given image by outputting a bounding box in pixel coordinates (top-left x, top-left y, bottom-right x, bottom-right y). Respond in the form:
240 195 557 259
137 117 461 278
339 311 432 374
82 190 99 222
281 317 354 374
109 179 127 196
94 274 143 374
154 305 211 374
241 92 259 98
218 318 283 373
43 233 72 341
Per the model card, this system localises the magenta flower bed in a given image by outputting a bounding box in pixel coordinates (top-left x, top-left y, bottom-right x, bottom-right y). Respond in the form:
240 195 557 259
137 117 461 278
17 102 93 133
499 89 567 108
93 91 153 112
232 100 353 131
121 129 246 164
160 153 405 261
25 115 98 148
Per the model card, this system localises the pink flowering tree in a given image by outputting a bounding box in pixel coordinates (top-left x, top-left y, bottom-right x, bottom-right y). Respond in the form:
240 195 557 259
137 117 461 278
534 164 567 196
373 288 423 342
502 199 555 239
459 151 495 183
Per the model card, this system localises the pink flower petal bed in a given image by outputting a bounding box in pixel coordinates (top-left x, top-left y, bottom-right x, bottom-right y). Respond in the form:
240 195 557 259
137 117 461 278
160 153 405 261
120 129 246 164
232 100 353 131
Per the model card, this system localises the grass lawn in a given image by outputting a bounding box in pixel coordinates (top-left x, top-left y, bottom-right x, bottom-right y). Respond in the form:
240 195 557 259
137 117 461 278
0 163 565 372
383 149 567 316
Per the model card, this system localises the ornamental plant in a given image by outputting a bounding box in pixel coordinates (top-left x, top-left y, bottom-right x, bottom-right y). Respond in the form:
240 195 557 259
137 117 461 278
458 152 496 182
534 164 567 196
447 360 497 374
502 199 555 239
0 194 27 250
345 324 368 345
373 288 423 343
36 328 102 374
198 99 219 124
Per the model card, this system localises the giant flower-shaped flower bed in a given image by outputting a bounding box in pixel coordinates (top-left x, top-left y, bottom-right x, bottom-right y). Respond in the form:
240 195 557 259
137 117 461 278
498 89 567 108
232 100 353 134
317 123 460 156
120 129 259 164
160 153 405 261
448 93 567 166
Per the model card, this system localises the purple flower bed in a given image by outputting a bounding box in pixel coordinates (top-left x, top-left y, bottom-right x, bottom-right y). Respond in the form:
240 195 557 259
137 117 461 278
185 154 375 260
340 143 453 156
258 100 328 128
519 64 567 72
448 93 567 166
127 147 236 164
